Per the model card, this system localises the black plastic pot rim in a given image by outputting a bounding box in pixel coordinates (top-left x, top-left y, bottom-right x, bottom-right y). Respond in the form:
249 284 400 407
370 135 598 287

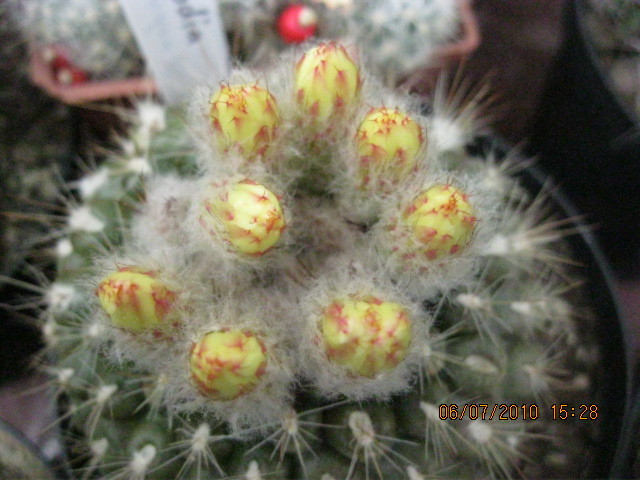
473 135 632 479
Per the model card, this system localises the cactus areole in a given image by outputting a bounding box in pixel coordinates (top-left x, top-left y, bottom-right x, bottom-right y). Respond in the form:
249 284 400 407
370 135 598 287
321 296 411 377
189 330 268 400
96 267 176 331
200 179 286 256
402 184 477 260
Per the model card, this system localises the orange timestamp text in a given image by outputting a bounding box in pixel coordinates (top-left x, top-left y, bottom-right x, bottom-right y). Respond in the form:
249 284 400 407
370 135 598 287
438 403 540 421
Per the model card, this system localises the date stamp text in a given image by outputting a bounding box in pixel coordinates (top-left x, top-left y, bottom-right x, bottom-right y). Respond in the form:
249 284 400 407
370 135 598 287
438 404 600 421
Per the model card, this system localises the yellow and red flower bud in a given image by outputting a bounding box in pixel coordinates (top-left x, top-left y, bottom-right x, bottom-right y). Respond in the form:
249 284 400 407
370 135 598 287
321 295 411 378
295 42 361 122
199 179 286 257
96 267 176 332
189 330 268 400
355 107 424 190
401 184 477 260
209 84 280 159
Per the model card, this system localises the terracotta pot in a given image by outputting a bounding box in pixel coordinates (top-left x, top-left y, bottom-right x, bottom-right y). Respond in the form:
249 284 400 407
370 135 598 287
29 48 157 105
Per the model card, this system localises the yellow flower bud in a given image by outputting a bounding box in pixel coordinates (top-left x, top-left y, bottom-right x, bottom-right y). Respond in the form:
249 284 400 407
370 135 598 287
209 84 280 159
96 267 176 332
295 42 361 122
401 184 477 260
199 179 286 257
189 330 268 400
356 107 424 190
321 296 411 378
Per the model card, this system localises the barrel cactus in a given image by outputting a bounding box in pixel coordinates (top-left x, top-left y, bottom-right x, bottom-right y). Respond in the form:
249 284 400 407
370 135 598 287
36 41 602 479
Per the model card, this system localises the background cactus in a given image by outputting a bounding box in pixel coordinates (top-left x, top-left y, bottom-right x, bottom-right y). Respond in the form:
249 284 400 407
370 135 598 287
347 0 461 83
584 0 640 117
10 0 464 87
9 0 143 82
31 42 605 479
223 0 464 84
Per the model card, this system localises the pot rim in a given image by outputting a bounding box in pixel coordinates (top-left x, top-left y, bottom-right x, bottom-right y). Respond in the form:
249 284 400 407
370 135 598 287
0 417 57 479
29 47 157 105
473 134 631 478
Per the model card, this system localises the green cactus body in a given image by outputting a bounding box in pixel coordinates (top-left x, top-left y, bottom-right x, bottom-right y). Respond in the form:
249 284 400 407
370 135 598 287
34 42 602 479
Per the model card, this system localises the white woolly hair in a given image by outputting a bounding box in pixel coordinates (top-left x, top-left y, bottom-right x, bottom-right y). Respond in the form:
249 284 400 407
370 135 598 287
484 181 580 274
454 417 528 479
427 72 496 158
499 272 577 334
455 150 530 201
129 174 198 252
286 196 367 274
296 257 429 401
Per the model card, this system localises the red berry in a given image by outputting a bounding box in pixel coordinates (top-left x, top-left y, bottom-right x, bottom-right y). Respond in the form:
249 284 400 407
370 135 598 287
277 4 318 44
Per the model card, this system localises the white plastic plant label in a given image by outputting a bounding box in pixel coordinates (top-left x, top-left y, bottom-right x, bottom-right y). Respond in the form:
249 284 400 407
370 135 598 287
118 0 231 104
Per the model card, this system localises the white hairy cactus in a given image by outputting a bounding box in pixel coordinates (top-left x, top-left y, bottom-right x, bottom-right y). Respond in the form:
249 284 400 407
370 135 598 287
18 41 603 480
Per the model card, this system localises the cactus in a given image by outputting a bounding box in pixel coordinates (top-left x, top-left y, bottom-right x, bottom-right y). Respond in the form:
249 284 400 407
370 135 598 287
223 0 463 84
31 42 604 479
9 0 143 81
348 0 461 82
10 0 463 87
222 0 464 84
585 0 640 117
